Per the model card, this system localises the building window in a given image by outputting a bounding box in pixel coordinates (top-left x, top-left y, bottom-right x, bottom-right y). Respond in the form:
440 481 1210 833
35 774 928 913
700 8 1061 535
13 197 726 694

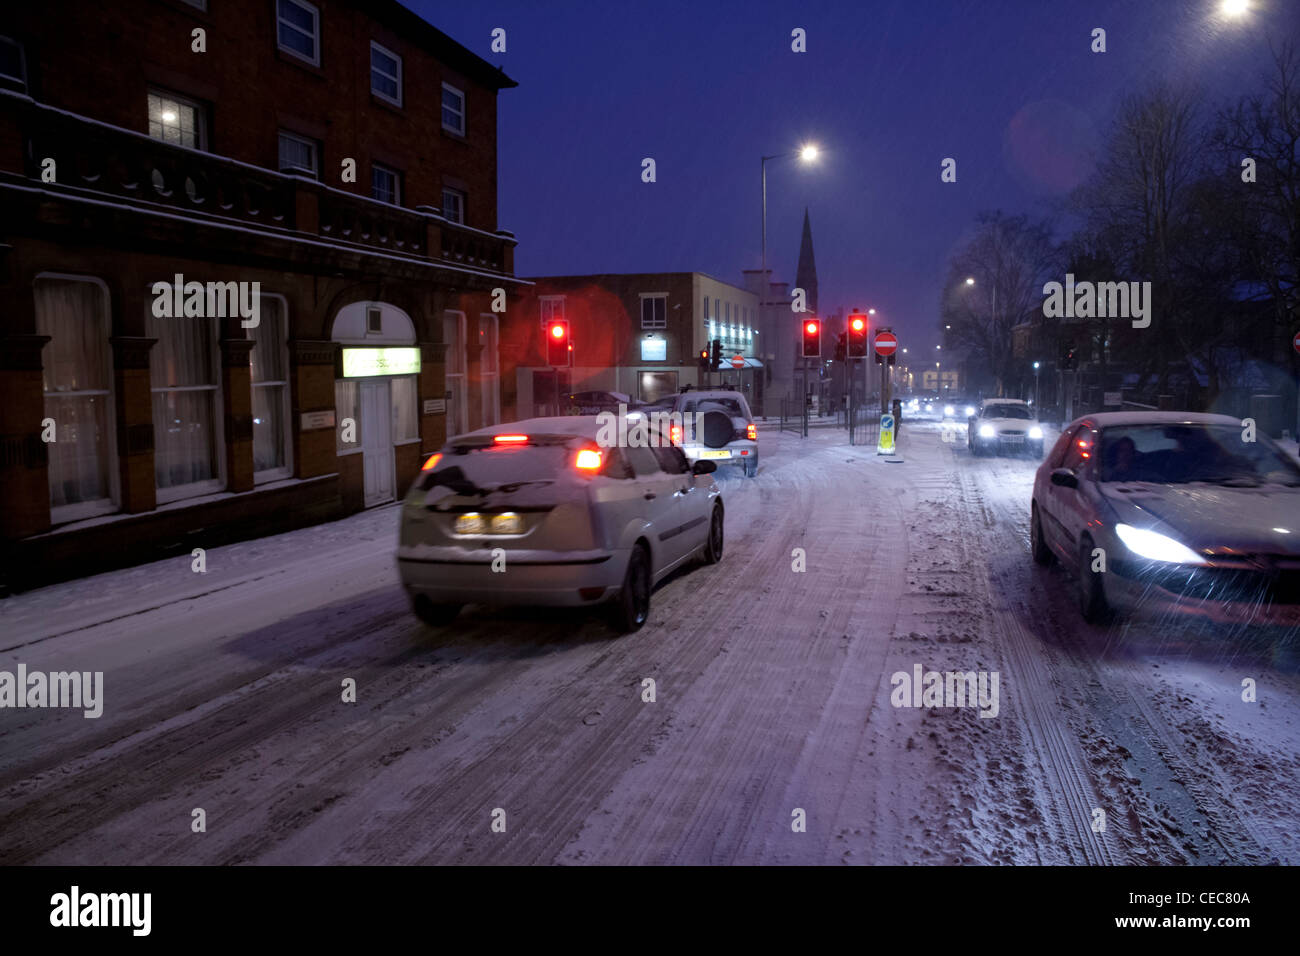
248 296 291 480
335 380 360 454
148 90 206 149
640 294 667 330
35 276 117 521
277 130 318 177
147 306 222 500
391 377 418 442
0 35 27 92
371 163 400 205
479 314 499 427
366 306 382 334
539 296 565 329
370 41 402 106
441 83 465 135
182 0 208 9
443 310 467 437
276 0 319 66
441 187 465 224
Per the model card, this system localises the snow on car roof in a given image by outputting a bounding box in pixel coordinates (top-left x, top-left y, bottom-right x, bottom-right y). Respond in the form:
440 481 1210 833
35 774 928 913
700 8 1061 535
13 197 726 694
1068 411 1243 428
456 416 608 443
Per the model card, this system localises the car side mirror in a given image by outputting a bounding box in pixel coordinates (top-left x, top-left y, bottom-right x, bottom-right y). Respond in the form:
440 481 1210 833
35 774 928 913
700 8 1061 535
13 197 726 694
692 460 717 475
1049 468 1078 489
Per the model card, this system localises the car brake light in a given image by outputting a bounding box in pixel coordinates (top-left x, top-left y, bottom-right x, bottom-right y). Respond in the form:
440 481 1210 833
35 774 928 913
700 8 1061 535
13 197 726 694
575 448 602 471
494 434 529 444
420 453 442 471
669 424 682 444
746 423 757 440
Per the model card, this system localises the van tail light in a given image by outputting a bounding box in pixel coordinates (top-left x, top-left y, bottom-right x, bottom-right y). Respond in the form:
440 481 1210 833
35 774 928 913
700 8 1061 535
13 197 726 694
494 434 529 444
746 423 757 440
420 453 443 471
669 424 683 444
575 448 602 472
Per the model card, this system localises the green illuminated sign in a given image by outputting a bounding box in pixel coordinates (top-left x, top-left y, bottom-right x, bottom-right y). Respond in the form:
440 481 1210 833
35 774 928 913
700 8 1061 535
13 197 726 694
342 347 421 378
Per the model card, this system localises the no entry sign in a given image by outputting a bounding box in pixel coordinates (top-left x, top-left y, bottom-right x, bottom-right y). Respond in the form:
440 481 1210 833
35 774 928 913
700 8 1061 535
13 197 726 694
875 331 898 357
1294 330 1300 354
731 354 745 369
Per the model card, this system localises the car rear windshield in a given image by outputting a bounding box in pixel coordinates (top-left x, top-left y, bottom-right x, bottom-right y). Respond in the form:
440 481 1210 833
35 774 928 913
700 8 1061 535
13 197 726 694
421 441 576 490
687 398 746 418
1099 424 1300 485
985 404 1033 419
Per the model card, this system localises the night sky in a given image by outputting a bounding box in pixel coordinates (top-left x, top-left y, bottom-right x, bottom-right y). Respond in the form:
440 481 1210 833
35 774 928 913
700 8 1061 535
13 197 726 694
413 0 1293 353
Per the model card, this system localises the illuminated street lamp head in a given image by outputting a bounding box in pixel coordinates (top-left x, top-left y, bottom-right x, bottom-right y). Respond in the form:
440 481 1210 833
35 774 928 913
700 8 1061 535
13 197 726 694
868 308 877 315
964 277 975 286
1033 361 1041 369
1221 0 1249 17
799 144 819 162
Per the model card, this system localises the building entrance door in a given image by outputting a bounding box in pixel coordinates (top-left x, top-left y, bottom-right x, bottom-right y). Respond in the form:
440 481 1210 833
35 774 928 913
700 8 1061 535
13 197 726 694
360 379 394 506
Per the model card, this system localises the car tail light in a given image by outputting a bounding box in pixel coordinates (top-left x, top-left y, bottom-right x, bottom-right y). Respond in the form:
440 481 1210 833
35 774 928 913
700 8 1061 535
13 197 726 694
420 453 443 472
746 423 757 440
575 448 602 471
669 424 683 444
494 434 529 444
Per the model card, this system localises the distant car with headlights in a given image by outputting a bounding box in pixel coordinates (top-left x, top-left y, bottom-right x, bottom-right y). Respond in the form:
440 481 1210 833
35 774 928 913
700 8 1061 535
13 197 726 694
968 398 1044 457
397 416 724 633
650 389 759 476
1030 412 1300 626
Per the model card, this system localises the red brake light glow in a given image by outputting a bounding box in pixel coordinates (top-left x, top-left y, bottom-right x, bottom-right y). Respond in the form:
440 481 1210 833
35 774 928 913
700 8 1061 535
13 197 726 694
575 448 602 471
420 453 442 471
494 434 529 444
746 423 757 440
669 424 683 444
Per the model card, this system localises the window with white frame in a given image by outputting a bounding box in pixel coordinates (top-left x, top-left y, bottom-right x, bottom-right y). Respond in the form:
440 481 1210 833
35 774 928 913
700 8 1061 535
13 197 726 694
248 296 291 479
276 0 319 66
147 304 223 499
0 35 27 92
441 83 465 135
335 380 360 454
148 90 206 150
35 276 117 521
370 41 402 106
443 310 467 436
277 130 318 177
479 314 499 428
539 296 565 328
441 187 465 224
371 163 400 205
390 377 418 442
640 294 667 330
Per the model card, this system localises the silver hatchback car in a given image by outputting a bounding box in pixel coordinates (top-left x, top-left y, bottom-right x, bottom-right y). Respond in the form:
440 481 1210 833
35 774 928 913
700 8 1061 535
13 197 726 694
1031 412 1300 627
397 416 724 633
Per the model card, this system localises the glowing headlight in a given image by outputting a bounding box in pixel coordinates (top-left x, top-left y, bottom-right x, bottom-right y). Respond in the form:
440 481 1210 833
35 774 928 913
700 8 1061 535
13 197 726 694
491 512 524 534
1115 524 1206 565
454 513 485 534
944 405 955 417
1028 426 1043 439
978 424 995 438
964 405 975 417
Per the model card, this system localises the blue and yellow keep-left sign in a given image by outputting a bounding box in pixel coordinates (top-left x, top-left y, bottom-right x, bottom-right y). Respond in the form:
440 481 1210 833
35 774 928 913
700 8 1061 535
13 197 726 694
877 413 896 455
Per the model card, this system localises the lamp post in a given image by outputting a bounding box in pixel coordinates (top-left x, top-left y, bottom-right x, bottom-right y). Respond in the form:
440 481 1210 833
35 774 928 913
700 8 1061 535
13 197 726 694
761 144 819 288
1033 361 1041 408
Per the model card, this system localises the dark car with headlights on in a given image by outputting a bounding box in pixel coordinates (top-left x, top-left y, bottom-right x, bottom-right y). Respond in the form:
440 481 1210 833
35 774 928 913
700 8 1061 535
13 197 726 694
1030 412 1300 627
969 398 1044 457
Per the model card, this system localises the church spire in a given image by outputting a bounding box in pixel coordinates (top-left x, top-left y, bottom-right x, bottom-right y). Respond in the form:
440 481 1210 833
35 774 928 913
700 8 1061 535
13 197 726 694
795 208 818 315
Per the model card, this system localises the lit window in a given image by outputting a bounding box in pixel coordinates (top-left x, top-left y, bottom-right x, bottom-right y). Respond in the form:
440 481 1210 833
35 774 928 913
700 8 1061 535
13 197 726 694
148 91 205 149
370 42 402 106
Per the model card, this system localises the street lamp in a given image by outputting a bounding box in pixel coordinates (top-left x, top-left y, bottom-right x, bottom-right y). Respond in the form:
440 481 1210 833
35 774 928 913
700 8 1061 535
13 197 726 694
761 144 820 292
1033 361 1041 407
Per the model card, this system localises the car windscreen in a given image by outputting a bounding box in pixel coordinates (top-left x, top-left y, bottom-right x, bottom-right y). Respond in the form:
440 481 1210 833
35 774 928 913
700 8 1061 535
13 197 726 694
1099 424 1300 485
984 404 1032 419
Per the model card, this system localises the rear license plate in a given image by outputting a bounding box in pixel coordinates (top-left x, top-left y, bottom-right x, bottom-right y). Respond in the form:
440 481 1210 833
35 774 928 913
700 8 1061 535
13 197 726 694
701 450 731 459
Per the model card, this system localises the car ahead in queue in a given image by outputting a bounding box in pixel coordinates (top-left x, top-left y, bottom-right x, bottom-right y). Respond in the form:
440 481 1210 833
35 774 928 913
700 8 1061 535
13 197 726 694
566 390 646 415
649 388 759 476
969 398 1044 457
1030 412 1300 627
397 416 724 633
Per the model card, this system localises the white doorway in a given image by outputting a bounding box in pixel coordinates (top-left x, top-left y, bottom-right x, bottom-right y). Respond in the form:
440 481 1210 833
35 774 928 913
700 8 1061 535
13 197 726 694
360 379 394 506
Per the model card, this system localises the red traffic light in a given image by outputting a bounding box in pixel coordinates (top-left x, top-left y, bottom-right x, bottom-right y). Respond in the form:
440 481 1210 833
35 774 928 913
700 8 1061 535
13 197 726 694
850 316 866 332
801 318 821 358
805 321 819 335
549 323 566 339
546 320 571 366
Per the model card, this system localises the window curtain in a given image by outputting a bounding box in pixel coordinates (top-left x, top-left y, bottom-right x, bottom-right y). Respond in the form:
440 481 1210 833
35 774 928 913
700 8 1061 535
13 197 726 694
35 279 113 510
147 310 218 490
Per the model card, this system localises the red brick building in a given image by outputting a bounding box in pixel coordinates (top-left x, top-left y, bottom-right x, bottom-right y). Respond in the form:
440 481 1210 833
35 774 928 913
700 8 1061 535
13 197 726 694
0 0 524 589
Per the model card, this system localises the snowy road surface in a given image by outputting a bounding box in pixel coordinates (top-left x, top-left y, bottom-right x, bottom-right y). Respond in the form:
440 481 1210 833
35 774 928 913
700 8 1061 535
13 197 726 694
1 421 1297 864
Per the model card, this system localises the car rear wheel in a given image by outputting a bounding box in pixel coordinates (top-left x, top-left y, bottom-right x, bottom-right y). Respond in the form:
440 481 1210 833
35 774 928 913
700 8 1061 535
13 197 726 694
412 595 461 627
702 504 724 564
1031 503 1054 566
1078 535 1112 624
611 543 651 634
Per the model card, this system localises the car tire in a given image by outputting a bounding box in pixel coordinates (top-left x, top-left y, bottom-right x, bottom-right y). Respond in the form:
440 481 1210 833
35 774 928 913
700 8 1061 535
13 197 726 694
744 455 758 477
1031 503 1054 566
702 504 724 564
1078 535 1112 624
412 595 461 627
611 543 651 634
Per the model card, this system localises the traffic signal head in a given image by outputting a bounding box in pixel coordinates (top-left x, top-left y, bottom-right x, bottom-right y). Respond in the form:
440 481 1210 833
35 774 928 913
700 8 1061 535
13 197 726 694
710 338 722 371
546 321 570 366
801 319 821 358
847 313 868 358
